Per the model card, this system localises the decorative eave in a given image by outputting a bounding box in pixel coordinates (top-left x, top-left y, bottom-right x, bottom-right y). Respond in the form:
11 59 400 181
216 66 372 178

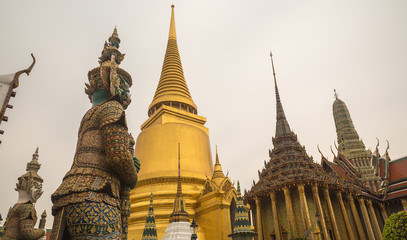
0 54 35 140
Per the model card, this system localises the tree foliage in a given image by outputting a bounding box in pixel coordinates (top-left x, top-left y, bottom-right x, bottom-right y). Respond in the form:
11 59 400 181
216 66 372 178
383 210 407 240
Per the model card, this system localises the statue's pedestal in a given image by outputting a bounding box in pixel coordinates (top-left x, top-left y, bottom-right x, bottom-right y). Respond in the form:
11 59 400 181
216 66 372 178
162 222 196 240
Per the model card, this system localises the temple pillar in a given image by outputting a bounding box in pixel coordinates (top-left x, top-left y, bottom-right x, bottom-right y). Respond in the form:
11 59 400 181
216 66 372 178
297 184 312 232
379 203 388 221
336 191 356 240
322 187 341 240
401 198 407 211
358 198 375 240
270 192 281 240
312 185 329 240
255 196 263 240
283 187 296 238
247 204 252 226
346 193 367 240
367 200 382 239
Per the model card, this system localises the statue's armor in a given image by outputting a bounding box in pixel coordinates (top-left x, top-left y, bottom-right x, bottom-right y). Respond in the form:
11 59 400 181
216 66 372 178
52 99 128 212
50 98 137 240
1 202 45 240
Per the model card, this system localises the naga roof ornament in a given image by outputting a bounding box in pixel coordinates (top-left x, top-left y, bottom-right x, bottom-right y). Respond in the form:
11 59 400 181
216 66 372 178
0 54 36 142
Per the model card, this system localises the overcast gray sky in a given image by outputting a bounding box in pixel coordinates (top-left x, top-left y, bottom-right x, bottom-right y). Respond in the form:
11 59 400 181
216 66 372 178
1 0 406 228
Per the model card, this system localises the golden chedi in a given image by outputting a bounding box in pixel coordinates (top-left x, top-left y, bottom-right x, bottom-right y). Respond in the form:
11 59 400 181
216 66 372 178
129 5 236 240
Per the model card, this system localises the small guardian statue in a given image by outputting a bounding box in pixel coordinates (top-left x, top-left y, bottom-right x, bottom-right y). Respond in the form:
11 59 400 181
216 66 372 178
50 27 139 240
0 148 46 240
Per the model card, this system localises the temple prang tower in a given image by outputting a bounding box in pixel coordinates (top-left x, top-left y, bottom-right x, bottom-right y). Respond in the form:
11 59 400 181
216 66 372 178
333 91 382 192
129 5 236 240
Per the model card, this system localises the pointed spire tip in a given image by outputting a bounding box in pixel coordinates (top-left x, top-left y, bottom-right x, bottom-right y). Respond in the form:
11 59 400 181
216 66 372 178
169 4 177 40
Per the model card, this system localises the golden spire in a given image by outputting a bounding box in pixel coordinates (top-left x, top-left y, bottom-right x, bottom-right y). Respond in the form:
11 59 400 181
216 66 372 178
212 145 225 180
169 5 176 40
148 5 197 116
169 143 189 223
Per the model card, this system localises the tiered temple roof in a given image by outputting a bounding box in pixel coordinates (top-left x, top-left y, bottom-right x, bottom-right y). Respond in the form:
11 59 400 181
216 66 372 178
246 53 356 199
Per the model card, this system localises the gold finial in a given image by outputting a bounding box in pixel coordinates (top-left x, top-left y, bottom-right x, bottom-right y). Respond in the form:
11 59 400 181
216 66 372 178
215 145 220 164
169 143 189 223
386 140 390 152
212 145 225 180
177 143 181 196
169 5 176 40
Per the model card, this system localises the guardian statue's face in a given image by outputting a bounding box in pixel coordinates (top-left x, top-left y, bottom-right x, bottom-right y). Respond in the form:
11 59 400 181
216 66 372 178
118 77 131 109
29 181 43 203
